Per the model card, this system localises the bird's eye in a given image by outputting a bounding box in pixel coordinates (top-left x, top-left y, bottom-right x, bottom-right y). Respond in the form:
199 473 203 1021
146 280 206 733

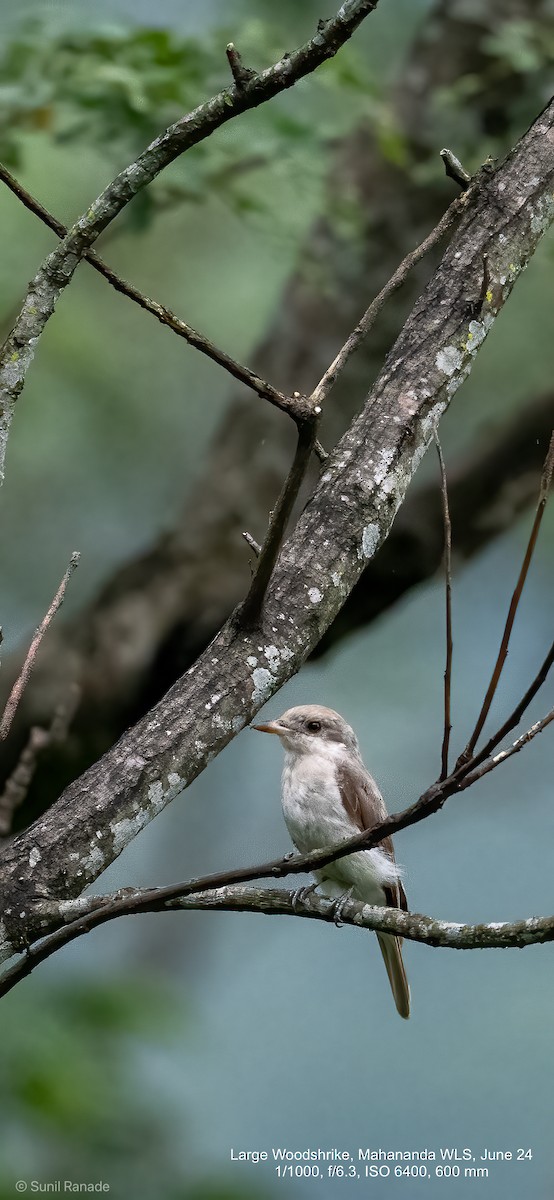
306 720 321 732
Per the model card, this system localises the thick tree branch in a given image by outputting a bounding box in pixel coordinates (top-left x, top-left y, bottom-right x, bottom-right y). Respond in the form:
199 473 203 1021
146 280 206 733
0 0 380 480
459 707 554 790
1 4 551 820
0 97 552 965
0 390 551 829
314 392 554 656
1 884 552 1001
141 888 554 949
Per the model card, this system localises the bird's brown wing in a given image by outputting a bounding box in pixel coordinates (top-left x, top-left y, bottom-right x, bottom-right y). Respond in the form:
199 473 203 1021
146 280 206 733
336 757 410 1019
336 758 408 911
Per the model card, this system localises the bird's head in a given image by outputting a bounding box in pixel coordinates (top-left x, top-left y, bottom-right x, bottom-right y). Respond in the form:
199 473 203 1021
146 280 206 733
252 704 359 756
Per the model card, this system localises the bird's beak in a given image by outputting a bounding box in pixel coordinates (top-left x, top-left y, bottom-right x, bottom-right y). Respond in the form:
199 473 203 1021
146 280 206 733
251 720 285 736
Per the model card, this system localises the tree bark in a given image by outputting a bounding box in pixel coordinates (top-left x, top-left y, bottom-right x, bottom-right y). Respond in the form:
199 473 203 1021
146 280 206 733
0 96 553 959
0 0 552 827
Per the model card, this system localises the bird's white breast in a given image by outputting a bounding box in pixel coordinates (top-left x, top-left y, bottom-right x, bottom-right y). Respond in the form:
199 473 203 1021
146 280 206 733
281 744 354 851
281 742 401 901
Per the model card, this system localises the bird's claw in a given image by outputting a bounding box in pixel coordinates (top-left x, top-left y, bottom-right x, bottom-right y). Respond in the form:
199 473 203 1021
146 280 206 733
331 887 355 927
291 882 317 912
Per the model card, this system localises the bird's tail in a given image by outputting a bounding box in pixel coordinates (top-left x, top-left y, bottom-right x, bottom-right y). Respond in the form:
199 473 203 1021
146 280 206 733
376 933 411 1019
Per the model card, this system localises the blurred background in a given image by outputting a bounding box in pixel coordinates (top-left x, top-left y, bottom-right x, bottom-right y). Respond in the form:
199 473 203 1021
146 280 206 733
0 0 553 1197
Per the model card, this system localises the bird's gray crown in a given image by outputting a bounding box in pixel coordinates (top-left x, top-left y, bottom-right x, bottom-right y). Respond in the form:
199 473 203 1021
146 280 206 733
268 704 359 752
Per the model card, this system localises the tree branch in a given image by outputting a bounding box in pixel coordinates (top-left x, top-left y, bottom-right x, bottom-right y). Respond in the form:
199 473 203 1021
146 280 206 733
0 163 309 426
225 43 257 90
314 393 554 657
239 418 318 624
310 187 471 408
1 659 552 976
0 553 80 741
1 882 552 1000
440 148 471 191
0 0 380 481
459 706 554 790
435 434 453 780
464 639 554 774
0 684 80 838
457 429 554 765
2 5 552 817
148 888 554 950
0 97 553 961
1 391 550 825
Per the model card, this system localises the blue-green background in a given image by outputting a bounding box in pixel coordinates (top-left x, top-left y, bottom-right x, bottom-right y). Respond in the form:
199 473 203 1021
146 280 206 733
0 1 552 1198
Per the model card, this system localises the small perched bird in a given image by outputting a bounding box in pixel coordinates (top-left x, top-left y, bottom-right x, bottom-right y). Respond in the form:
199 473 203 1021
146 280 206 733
253 704 410 1019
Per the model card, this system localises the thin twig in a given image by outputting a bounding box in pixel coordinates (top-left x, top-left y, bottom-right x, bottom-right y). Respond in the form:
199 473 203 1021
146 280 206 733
463 640 554 776
0 684 80 838
0 727 50 835
0 164 309 426
457 430 554 766
435 434 453 779
242 531 261 557
310 185 472 408
459 707 554 791
225 43 257 89
239 419 318 624
0 554 80 742
440 148 471 190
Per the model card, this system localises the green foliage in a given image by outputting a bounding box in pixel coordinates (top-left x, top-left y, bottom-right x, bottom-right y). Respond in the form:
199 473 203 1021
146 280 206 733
0 976 179 1193
426 16 554 174
483 17 554 75
0 22 222 164
0 9 551 242
0 975 276 1200
0 17 384 233
2 9 547 252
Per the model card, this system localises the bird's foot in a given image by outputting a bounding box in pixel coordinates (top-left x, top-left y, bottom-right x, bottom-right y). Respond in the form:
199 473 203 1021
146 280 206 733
291 882 317 912
331 887 355 927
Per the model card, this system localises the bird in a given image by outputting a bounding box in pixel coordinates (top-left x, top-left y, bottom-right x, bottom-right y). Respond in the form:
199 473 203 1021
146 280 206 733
252 703 410 1019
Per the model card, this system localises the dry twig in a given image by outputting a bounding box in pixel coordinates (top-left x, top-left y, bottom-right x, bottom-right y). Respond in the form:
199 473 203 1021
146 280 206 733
0 554 80 742
239 420 318 623
0 684 80 837
435 434 453 780
225 43 257 89
0 164 307 426
457 430 554 766
310 183 472 408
